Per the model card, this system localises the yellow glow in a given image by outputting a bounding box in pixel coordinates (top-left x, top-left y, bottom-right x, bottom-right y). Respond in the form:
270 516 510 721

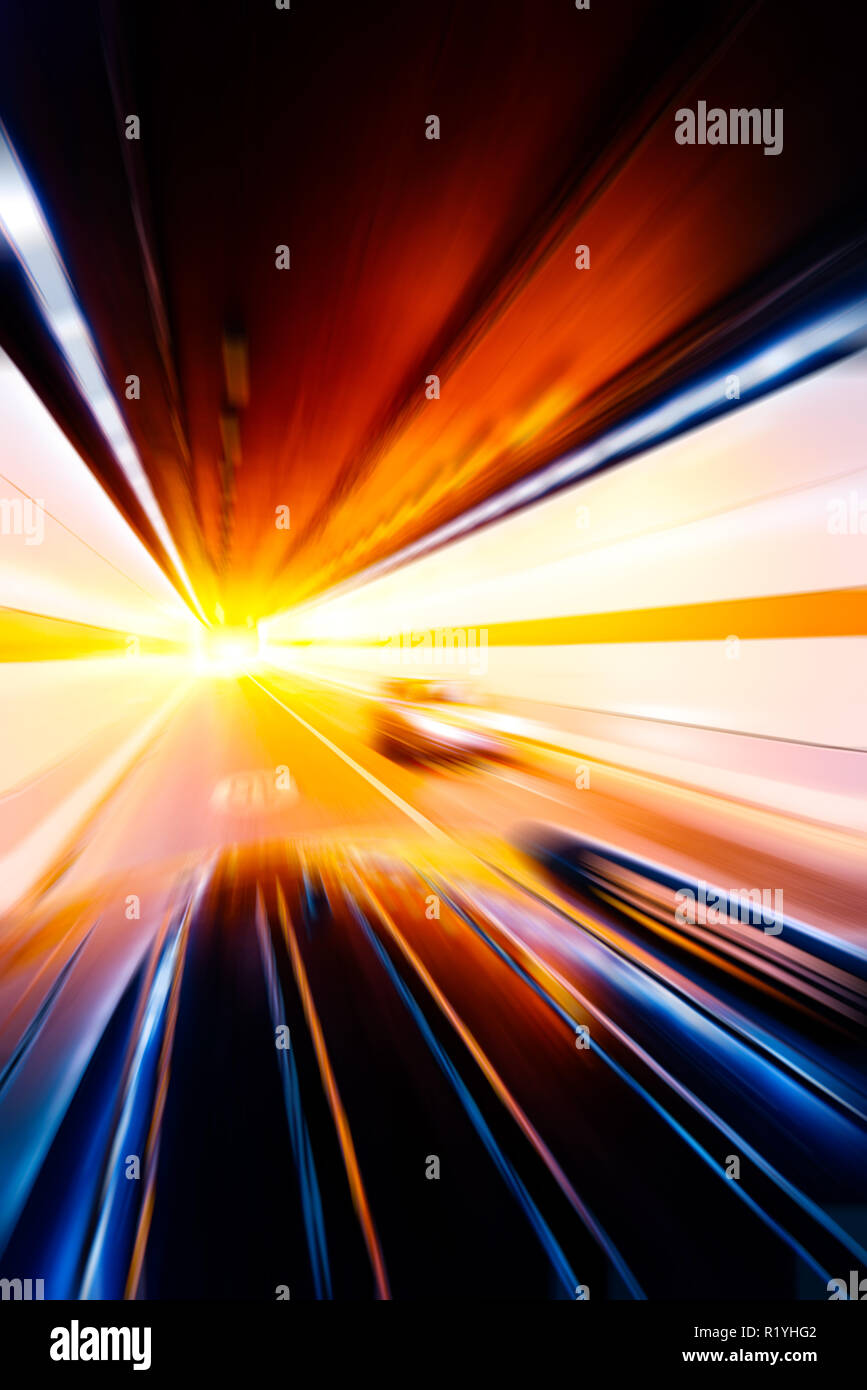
192 626 262 677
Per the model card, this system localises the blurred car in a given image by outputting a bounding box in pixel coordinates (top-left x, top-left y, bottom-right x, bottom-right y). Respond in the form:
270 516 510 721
380 678 474 704
372 679 505 768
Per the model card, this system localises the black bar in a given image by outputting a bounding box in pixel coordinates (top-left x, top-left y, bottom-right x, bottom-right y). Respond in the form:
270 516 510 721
2 1299 866 1377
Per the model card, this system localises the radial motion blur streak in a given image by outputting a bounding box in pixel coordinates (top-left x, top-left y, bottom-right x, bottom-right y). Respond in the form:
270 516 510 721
0 0 865 1301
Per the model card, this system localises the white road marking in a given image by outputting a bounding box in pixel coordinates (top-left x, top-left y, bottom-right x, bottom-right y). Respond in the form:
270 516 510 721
484 767 576 808
247 673 449 841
